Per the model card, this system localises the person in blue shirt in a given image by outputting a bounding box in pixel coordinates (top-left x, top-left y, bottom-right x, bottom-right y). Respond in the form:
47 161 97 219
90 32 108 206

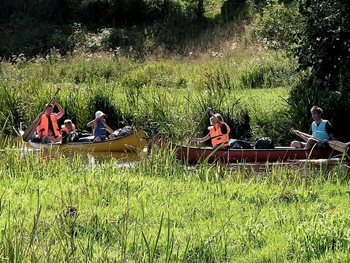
291 106 335 149
87 111 113 142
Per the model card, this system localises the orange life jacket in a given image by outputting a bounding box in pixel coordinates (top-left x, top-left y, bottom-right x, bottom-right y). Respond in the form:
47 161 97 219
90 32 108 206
208 122 230 147
36 114 60 138
60 124 76 135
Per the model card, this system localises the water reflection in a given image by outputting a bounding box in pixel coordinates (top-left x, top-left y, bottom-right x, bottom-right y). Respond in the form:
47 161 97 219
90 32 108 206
67 151 141 169
16 144 142 168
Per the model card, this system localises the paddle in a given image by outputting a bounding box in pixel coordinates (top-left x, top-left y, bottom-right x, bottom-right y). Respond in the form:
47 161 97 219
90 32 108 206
21 87 61 142
188 108 211 143
291 128 349 153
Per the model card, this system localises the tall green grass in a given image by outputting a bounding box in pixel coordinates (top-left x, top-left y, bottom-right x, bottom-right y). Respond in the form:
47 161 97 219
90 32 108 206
0 48 299 145
0 146 349 262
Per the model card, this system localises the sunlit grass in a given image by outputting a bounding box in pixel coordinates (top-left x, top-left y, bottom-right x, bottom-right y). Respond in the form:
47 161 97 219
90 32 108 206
0 47 296 144
0 146 349 262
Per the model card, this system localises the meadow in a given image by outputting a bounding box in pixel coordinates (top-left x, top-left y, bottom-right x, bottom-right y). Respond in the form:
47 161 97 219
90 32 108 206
1 145 350 262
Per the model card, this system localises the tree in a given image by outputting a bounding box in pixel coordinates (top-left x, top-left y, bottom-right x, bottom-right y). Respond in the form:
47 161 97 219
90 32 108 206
296 0 350 92
289 0 350 141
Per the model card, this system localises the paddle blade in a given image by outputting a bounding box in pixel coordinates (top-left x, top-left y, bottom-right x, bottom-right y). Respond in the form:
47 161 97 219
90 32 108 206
328 140 348 153
21 118 40 142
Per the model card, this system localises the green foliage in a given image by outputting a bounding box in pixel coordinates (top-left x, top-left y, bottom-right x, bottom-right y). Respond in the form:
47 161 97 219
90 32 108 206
0 0 208 59
0 47 298 143
288 76 350 141
0 82 22 134
253 0 305 50
295 0 350 92
238 52 298 89
289 0 350 141
193 71 253 140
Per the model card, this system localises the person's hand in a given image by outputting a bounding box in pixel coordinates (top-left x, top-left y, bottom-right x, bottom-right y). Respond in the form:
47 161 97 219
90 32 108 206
51 97 57 104
189 137 196 143
97 118 105 126
292 129 299 135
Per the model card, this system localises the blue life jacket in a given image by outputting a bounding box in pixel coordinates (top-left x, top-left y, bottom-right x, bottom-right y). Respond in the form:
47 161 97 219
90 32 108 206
312 120 330 140
94 120 106 139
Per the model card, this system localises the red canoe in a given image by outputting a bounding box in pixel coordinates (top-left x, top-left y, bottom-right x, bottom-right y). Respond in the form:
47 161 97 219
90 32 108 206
148 137 345 164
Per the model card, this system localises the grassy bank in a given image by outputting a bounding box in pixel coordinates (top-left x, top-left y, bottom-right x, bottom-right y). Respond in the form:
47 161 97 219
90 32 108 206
0 47 299 145
0 147 350 262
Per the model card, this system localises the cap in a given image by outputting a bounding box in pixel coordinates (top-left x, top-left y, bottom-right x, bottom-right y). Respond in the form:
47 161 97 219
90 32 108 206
95 111 105 118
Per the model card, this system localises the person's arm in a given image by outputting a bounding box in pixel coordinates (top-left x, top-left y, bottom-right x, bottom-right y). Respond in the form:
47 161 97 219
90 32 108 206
189 133 211 143
325 122 335 140
52 97 65 119
87 119 96 128
328 133 335 140
102 120 114 134
291 128 309 142
220 124 228 134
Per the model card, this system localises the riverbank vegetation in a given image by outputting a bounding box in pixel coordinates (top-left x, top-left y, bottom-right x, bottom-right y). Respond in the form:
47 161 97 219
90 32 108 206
1 147 350 261
0 47 297 145
2 0 350 143
1 0 350 261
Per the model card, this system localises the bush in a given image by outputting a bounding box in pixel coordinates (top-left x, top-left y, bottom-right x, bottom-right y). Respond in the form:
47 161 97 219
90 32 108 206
253 0 305 50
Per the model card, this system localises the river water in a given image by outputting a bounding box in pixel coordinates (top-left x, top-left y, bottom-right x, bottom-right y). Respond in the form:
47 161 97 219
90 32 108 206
5 144 143 169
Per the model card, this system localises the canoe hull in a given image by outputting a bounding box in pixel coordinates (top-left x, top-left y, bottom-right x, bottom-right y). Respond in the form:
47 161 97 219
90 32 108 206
148 138 344 163
28 129 147 152
176 146 343 164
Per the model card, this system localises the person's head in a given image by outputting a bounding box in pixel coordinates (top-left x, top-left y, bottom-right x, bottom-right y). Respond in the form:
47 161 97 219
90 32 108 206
210 114 223 125
95 110 105 120
44 104 54 116
214 114 223 122
310 106 323 121
64 119 73 128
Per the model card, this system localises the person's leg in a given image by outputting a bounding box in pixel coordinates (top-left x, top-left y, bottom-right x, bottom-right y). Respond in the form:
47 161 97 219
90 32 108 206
94 136 101 142
41 136 51 144
316 140 328 149
291 141 305 148
51 135 62 144
304 138 318 149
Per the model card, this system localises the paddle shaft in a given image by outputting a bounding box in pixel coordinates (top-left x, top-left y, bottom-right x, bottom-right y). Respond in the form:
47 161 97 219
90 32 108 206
22 87 61 142
291 128 348 153
188 109 209 142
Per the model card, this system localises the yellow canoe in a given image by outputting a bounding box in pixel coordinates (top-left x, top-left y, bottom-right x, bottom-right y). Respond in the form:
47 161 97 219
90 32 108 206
27 129 147 152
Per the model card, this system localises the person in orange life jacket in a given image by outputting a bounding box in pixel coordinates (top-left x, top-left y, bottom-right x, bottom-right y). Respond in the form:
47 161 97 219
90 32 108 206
61 119 78 143
36 97 65 144
189 109 231 148
87 111 114 142
291 106 335 149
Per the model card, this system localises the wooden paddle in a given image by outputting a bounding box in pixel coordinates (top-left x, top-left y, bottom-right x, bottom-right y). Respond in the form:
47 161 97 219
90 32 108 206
188 108 210 143
21 87 61 142
291 128 348 153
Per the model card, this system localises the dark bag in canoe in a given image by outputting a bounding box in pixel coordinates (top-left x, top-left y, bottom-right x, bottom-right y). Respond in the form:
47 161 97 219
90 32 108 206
254 137 274 149
62 132 79 143
75 129 93 138
229 139 253 149
30 132 41 143
108 126 133 139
